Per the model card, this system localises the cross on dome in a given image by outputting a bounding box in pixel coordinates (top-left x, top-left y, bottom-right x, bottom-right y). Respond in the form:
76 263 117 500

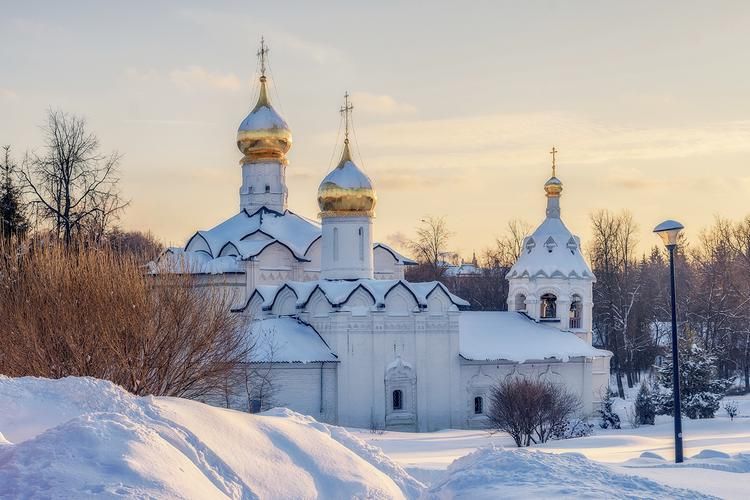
257 36 269 78
550 146 558 178
340 91 354 143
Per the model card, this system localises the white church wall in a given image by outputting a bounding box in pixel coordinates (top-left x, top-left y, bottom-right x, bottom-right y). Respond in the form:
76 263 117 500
321 216 374 280
459 358 596 426
262 363 338 424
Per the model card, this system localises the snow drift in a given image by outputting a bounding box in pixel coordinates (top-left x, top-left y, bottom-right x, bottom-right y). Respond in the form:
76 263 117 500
0 376 422 499
426 446 716 499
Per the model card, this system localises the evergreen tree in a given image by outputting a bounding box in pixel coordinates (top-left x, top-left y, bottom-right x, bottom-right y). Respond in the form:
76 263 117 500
657 330 732 419
597 390 621 429
0 145 28 239
635 381 656 425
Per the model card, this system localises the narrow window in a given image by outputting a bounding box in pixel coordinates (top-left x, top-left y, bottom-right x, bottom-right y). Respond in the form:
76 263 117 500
515 293 526 312
265 184 270 193
358 227 364 261
392 390 403 410
474 396 483 415
569 296 583 329
333 227 339 261
249 185 253 193
540 293 557 319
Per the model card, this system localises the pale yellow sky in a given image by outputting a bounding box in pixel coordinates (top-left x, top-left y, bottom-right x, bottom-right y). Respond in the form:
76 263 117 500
2 1 749 258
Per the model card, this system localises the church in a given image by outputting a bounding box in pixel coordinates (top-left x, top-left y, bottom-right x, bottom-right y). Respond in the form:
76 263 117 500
152 43 611 432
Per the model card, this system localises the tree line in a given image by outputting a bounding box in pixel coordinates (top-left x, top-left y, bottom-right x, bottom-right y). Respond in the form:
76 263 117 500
406 213 750 396
0 109 253 404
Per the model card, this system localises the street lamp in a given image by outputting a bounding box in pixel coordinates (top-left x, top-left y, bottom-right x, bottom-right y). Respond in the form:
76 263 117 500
654 219 684 463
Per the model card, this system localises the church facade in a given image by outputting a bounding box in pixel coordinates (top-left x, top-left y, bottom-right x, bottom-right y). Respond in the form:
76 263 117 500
153 48 611 432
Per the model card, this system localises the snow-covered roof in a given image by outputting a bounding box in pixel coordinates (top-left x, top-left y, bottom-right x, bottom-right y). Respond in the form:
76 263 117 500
374 243 418 265
149 207 321 274
188 207 321 260
459 311 611 362
148 248 244 274
443 263 482 277
507 216 595 281
236 279 470 312
249 317 337 363
151 206 410 275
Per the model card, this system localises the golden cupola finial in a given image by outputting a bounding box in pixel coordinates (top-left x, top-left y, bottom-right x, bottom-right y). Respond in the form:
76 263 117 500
544 145 563 198
317 93 377 218
237 37 292 164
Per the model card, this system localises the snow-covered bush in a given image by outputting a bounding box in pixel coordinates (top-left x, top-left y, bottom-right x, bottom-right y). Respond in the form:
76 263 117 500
488 378 581 447
723 401 739 421
551 418 594 440
634 382 656 426
597 390 621 429
656 333 732 419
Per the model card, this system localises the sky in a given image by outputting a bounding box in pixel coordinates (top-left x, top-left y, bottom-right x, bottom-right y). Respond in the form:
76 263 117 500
1 0 749 258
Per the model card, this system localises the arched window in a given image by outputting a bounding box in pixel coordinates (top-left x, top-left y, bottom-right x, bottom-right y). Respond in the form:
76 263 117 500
249 185 254 193
265 184 270 193
333 227 339 261
569 295 583 329
474 396 484 415
392 390 403 410
515 293 526 312
540 293 557 319
358 227 364 261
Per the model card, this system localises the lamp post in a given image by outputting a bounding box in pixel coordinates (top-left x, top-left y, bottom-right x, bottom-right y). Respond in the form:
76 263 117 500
654 219 685 464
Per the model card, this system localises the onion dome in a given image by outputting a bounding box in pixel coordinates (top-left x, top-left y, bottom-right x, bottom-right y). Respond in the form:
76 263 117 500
317 140 377 217
544 176 563 197
237 75 292 163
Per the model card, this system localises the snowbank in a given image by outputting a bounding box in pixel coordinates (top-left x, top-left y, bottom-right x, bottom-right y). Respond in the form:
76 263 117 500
426 446 716 499
0 376 419 499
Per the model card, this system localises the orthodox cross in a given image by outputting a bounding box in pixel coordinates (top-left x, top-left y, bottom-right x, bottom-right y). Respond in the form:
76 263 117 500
341 91 354 142
550 146 558 177
257 37 269 77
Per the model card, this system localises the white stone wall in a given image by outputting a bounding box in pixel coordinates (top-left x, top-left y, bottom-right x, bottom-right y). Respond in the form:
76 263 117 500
320 216 374 280
240 161 288 213
298 289 462 432
459 358 597 428
257 363 338 424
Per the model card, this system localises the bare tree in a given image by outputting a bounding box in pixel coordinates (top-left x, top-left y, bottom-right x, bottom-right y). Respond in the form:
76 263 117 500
0 239 249 399
21 110 127 246
488 378 581 447
491 219 532 267
243 327 281 413
408 216 454 280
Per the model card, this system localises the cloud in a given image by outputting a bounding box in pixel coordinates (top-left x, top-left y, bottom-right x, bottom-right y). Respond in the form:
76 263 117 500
341 112 750 172
0 88 19 102
126 66 241 92
350 92 416 116
373 168 460 190
274 32 344 65
168 66 242 92
385 231 411 250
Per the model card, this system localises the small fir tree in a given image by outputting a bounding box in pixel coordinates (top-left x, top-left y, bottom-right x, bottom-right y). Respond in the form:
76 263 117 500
598 389 621 429
635 381 656 425
0 145 28 239
657 331 732 419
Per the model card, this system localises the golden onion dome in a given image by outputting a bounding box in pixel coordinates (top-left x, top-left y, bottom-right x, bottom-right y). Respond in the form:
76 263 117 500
544 176 563 197
237 76 292 163
317 140 377 217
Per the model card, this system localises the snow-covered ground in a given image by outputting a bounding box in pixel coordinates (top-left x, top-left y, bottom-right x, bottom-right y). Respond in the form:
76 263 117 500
358 395 750 499
0 376 420 499
1 376 748 499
